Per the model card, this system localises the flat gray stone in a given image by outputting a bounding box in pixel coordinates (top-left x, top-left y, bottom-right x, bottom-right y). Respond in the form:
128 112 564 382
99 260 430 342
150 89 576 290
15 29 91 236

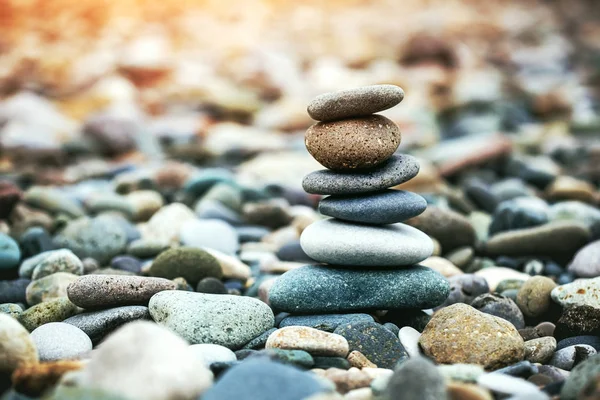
68 275 177 309
149 290 274 350
30 322 92 361
300 219 433 266
279 313 374 332
63 305 150 344
269 264 450 313
307 84 404 122
318 190 427 224
302 154 420 195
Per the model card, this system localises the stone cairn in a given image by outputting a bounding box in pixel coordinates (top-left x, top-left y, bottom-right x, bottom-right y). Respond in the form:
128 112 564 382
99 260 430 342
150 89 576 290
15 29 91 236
269 85 450 320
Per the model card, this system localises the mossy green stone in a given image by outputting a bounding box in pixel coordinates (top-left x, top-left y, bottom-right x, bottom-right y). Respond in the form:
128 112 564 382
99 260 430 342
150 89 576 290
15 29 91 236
149 247 222 285
19 297 78 331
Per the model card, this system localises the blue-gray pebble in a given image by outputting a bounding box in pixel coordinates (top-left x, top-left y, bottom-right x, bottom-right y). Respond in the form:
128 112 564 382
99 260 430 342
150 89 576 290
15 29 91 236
202 358 331 400
302 154 420 195
0 233 20 270
318 190 427 224
269 265 450 313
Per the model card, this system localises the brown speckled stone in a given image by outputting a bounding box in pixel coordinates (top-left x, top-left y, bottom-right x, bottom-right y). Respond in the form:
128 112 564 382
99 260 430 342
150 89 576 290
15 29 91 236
307 84 404 122
305 115 401 171
67 275 176 309
419 304 525 370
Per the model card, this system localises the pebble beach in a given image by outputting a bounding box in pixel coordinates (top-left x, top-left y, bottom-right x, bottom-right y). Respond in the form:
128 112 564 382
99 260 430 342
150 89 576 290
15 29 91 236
1 1 600 399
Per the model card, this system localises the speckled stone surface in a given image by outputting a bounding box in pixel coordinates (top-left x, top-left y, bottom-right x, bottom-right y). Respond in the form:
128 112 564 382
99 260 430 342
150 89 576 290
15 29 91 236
305 115 401 171
302 154 420 195
63 305 150 344
19 297 79 332
307 84 404 122
149 290 274 349
300 219 433 266
67 275 176 309
30 322 92 361
279 313 375 332
268 264 450 313
552 277 600 309
318 190 427 225
334 321 407 369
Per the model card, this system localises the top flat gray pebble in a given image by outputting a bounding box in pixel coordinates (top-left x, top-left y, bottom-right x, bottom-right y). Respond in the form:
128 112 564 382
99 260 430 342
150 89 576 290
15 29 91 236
307 84 404 122
302 154 420 195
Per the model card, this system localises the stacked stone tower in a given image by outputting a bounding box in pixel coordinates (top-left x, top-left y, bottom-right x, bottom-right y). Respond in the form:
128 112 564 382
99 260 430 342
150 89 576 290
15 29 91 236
269 85 449 315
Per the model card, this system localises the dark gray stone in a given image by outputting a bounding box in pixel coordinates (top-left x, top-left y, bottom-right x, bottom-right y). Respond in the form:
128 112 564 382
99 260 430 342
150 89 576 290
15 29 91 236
269 265 450 313
0 279 30 304
302 154 419 195
278 313 374 332
318 190 427 225
242 328 277 350
334 321 407 369
470 293 525 329
63 306 150 344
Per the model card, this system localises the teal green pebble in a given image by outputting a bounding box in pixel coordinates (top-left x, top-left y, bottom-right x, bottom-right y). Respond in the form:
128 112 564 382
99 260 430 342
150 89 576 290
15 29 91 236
269 265 450 313
0 233 20 270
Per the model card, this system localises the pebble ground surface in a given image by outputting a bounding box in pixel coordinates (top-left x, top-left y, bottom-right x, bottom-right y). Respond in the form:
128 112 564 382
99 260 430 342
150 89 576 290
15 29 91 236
1 2 600 399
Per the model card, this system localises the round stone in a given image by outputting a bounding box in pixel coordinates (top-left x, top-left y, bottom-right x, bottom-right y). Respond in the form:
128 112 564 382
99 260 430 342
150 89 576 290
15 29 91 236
436 274 489 309
30 322 92 361
63 306 150 344
551 277 600 309
189 344 237 367
179 219 239 255
305 115 401 171
568 240 600 278
269 265 450 313
560 354 600 400
67 275 177 309
419 303 525 370
334 321 407 369
470 293 525 330
149 291 274 349
0 313 38 373
318 190 427 225
302 154 419 195
524 337 557 364
0 233 21 270
53 216 128 265
31 249 83 280
266 326 349 357
554 306 600 341
76 321 213 400
196 277 227 294
202 358 330 400
489 197 549 236
18 297 79 332
26 272 79 305
300 219 433 267
307 84 404 122
385 357 446 400
149 247 222 285
110 256 143 274
405 205 477 252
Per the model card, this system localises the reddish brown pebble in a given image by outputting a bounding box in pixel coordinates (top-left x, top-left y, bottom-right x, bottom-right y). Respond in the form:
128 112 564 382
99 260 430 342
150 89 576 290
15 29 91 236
305 115 401 171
